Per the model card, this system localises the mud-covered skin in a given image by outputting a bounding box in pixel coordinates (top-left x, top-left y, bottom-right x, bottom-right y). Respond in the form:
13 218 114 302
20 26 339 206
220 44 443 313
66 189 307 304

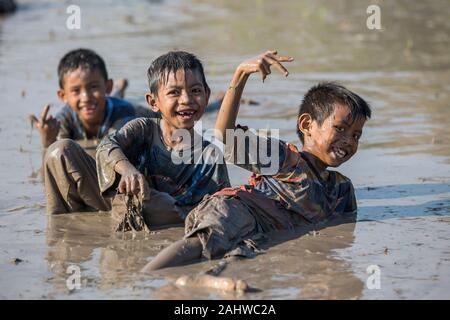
44 138 190 227
96 117 230 206
141 237 203 272
145 68 210 145
56 67 113 140
224 130 357 223
299 103 366 171
215 50 293 144
108 66 217 198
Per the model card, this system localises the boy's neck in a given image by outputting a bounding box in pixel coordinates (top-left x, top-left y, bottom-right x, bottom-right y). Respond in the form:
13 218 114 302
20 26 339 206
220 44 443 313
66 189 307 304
80 103 108 139
160 118 195 150
82 121 101 139
300 149 328 174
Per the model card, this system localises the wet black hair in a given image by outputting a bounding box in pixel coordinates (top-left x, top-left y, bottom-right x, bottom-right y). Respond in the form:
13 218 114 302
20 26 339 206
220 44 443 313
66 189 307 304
297 82 372 144
147 51 210 96
57 48 108 88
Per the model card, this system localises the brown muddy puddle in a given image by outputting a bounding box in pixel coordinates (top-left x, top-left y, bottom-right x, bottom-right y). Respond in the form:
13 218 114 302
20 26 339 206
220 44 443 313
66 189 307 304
0 0 449 299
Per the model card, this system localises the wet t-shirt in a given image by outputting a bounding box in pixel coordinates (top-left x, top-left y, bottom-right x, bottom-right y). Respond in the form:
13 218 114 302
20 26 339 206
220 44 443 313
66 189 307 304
96 117 231 206
224 128 357 223
56 96 158 155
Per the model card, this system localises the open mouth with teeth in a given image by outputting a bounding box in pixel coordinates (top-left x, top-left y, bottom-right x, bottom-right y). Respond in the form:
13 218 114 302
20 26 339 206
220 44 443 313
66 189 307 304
331 146 348 159
79 104 98 116
175 109 196 121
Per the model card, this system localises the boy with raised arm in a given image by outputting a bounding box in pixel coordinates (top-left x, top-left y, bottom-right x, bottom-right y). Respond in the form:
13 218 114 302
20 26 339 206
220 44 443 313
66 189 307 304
143 50 371 271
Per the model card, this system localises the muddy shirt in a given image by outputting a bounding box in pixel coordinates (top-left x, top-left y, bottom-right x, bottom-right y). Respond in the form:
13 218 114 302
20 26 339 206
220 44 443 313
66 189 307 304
96 117 231 206
225 128 357 223
56 97 158 154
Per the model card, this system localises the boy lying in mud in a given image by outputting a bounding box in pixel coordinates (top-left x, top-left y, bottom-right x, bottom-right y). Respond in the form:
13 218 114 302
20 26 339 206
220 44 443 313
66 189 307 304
44 51 230 229
29 48 156 157
142 50 371 271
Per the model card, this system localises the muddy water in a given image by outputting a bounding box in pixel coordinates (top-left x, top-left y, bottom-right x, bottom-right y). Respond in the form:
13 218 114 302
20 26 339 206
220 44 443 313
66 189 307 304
0 0 449 299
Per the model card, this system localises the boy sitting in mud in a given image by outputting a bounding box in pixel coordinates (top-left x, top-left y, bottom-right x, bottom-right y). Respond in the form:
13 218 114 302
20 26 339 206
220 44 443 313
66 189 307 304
45 51 230 230
142 50 371 271
30 48 157 157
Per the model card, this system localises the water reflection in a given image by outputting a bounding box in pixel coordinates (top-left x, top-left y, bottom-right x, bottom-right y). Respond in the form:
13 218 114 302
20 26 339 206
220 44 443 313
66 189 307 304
46 213 183 294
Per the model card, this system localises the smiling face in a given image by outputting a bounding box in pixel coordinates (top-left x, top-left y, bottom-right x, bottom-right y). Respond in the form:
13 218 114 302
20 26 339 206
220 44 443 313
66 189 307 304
299 103 366 169
58 67 112 127
146 68 210 133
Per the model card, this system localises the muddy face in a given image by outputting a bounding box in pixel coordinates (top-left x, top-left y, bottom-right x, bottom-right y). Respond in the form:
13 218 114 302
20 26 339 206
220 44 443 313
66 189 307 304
58 67 112 129
147 68 210 132
302 103 366 169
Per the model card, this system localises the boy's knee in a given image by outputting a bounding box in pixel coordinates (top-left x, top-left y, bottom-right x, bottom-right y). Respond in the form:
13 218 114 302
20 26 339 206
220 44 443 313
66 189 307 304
45 139 82 163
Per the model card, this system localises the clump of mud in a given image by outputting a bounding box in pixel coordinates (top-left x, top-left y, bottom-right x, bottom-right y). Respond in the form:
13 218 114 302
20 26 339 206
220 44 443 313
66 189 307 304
115 194 150 233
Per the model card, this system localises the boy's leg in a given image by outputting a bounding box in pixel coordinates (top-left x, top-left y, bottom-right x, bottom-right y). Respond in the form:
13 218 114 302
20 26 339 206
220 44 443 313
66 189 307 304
44 139 111 214
141 189 306 271
141 237 203 272
109 79 128 99
183 193 261 259
142 193 260 271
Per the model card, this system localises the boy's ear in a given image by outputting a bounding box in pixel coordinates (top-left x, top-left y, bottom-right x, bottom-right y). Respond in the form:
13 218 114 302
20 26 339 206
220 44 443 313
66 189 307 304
57 89 66 103
205 86 211 103
145 92 159 112
298 113 313 139
105 79 113 95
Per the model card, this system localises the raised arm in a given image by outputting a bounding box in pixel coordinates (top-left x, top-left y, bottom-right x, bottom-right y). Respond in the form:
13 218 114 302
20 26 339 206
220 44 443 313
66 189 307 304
215 50 293 143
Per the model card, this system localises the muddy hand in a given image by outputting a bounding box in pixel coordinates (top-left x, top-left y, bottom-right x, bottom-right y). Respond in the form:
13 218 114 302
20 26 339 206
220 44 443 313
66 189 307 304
238 50 294 82
117 168 150 197
29 104 60 148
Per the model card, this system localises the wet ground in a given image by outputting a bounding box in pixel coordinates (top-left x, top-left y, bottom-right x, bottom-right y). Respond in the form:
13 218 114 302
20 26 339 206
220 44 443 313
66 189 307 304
0 0 449 299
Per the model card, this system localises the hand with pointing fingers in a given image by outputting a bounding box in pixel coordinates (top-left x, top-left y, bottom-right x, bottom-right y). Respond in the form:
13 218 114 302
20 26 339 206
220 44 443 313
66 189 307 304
214 50 294 143
29 104 60 148
236 50 294 82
